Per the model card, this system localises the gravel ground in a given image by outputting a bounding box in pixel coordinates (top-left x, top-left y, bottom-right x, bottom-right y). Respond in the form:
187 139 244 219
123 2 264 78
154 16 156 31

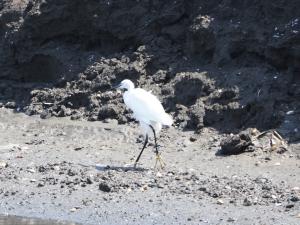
0 108 299 225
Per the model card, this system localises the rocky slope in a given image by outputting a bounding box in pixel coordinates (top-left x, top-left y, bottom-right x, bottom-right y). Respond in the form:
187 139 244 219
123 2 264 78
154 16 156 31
0 0 299 140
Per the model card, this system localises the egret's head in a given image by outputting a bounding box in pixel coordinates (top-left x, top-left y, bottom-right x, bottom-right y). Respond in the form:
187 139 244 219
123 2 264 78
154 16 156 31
113 79 134 91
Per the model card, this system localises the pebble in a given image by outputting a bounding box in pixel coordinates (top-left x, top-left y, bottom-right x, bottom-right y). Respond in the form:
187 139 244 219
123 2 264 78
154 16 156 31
27 168 36 173
286 110 294 115
0 161 8 168
140 185 148 192
37 181 45 187
227 217 235 222
5 102 16 109
290 196 299 202
70 207 79 212
286 204 294 209
217 199 224 205
156 172 163 177
74 147 84 151
189 136 197 142
99 182 111 192
243 198 252 206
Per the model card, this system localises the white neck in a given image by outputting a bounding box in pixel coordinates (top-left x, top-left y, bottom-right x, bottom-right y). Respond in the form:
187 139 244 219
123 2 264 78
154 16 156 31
127 82 134 91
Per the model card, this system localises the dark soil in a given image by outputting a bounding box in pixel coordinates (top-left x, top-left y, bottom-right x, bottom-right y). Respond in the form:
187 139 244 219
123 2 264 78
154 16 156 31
0 0 299 138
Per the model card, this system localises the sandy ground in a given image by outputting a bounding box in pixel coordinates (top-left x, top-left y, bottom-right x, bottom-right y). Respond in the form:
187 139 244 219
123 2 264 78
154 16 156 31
0 108 299 225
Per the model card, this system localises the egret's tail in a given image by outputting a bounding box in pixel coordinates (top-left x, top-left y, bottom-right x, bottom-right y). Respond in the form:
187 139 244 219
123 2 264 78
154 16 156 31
161 113 173 126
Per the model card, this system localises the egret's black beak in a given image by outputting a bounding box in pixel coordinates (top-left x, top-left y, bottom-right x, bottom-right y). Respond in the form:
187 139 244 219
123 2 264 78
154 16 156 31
112 83 121 89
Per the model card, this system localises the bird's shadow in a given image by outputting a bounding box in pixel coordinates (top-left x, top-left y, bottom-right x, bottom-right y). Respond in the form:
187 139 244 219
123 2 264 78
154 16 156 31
95 164 147 172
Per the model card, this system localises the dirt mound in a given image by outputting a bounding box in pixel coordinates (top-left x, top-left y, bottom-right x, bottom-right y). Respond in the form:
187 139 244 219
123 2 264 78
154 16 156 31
0 0 299 141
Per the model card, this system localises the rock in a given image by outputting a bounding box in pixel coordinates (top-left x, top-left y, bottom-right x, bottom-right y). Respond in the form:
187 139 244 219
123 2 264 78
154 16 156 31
243 198 252 206
67 169 76 176
0 161 8 168
156 172 163 178
40 110 51 119
189 136 197 142
38 166 46 173
5 102 16 109
220 131 252 155
286 204 294 209
217 199 224 205
27 168 36 173
37 181 45 187
71 113 82 120
227 217 236 222
74 147 84 151
70 207 80 212
99 182 111 192
290 196 299 202
86 177 93 184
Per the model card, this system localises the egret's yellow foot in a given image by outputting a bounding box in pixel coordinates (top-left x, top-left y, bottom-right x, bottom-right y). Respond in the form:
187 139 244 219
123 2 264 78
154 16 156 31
154 153 166 169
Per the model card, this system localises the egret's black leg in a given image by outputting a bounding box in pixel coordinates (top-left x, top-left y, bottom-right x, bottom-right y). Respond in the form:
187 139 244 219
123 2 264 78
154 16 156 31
149 125 158 154
149 125 166 169
134 134 148 167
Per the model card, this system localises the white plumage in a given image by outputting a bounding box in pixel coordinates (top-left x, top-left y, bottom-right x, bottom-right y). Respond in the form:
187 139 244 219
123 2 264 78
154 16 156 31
114 79 172 168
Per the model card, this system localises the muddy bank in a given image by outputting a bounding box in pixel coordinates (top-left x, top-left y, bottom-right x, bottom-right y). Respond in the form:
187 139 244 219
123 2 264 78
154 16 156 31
0 109 299 225
0 0 299 140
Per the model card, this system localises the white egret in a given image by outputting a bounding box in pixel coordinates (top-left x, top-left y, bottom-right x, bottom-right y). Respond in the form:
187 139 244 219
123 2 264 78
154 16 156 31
113 79 173 168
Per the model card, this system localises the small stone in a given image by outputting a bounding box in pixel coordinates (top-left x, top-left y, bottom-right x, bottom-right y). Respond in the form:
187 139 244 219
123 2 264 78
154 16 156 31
67 169 76 176
37 181 45 187
286 204 294 209
53 166 60 171
0 161 8 168
217 199 224 205
71 113 82 120
156 172 163 177
27 168 36 173
38 166 46 173
86 177 93 184
30 179 37 183
290 196 299 202
227 217 235 222
189 136 197 142
243 198 252 206
99 182 111 192
199 187 206 192
40 110 51 119
70 207 79 212
140 185 148 192
274 162 281 166
74 147 84 151
5 102 16 109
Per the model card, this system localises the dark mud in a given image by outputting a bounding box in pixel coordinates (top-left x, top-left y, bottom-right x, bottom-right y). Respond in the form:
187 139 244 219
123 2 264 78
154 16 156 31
0 0 299 139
